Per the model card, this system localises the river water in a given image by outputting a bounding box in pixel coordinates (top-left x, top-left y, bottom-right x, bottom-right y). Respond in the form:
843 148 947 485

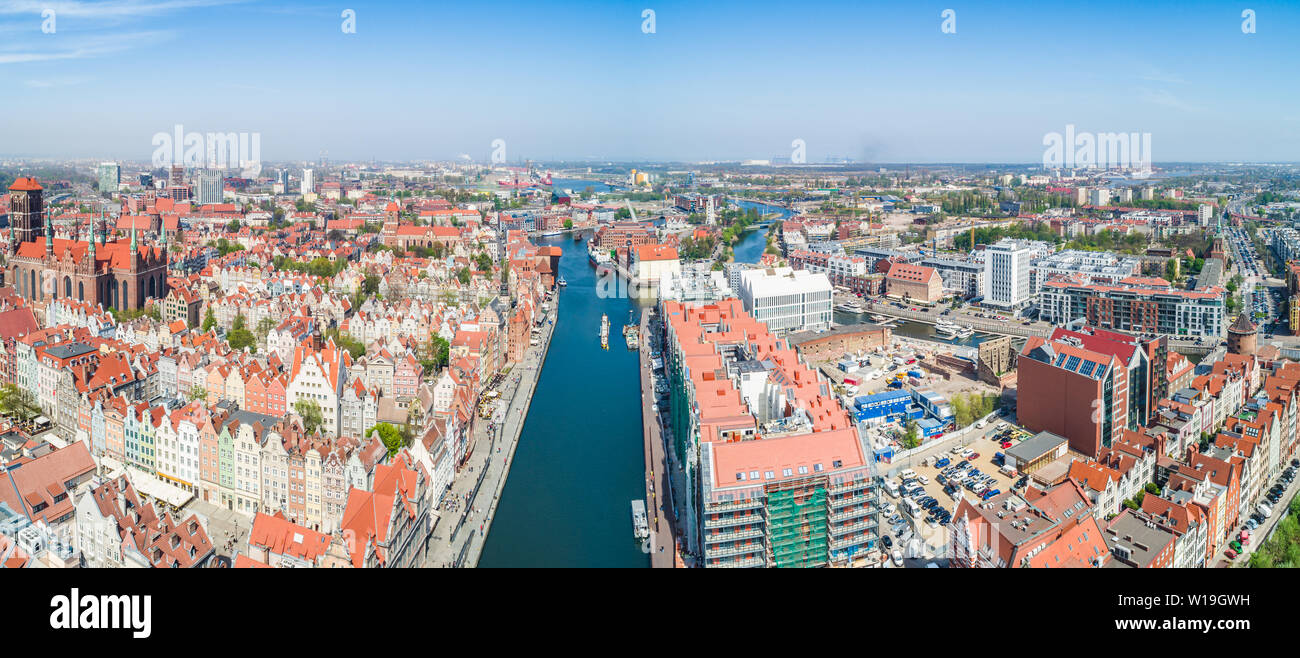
479 202 1000 567
477 235 650 567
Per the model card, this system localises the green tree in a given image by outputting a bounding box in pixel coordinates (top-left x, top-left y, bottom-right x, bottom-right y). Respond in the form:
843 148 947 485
0 384 40 422
456 267 471 285
952 394 971 428
325 328 366 360
563 218 573 229
363 274 381 296
227 314 257 352
368 422 408 458
421 335 450 374
902 421 919 449
294 399 325 435
187 385 208 404
201 306 216 332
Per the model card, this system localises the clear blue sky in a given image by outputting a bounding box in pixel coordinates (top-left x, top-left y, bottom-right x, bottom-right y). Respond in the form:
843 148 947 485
2 0 1299 163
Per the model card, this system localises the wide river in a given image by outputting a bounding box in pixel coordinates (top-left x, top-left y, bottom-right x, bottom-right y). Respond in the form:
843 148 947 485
478 234 651 567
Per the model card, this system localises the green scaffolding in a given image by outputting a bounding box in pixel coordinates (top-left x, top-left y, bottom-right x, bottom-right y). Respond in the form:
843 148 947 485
767 486 829 568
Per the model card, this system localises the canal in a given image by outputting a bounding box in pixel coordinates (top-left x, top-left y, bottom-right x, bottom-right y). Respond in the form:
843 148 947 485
478 235 651 567
732 199 793 264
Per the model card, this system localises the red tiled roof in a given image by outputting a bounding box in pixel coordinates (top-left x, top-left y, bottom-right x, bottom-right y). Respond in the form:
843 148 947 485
9 177 41 192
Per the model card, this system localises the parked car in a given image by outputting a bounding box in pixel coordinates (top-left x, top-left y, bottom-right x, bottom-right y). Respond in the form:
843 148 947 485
891 550 904 567
967 453 980 461
881 535 893 549
1000 441 1013 449
1225 548 1238 559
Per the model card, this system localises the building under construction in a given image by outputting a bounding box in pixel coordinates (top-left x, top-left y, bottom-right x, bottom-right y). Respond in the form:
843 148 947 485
661 297 880 568
699 435 879 568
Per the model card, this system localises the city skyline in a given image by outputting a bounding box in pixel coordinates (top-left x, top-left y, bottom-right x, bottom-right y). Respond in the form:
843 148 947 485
1 0 1299 163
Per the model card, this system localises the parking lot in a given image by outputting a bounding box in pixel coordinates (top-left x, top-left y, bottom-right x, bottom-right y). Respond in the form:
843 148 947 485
879 419 1034 558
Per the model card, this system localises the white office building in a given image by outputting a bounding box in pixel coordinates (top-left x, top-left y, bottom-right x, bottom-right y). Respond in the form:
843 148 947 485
736 267 833 333
301 168 315 196
197 169 223 204
982 239 1050 312
1089 187 1111 206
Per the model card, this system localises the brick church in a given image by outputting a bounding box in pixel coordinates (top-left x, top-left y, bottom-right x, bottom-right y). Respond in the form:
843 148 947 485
5 177 168 311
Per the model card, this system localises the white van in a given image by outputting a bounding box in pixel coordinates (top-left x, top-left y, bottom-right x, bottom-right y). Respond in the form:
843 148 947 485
900 468 917 480
975 420 987 429
903 498 922 517
884 480 900 498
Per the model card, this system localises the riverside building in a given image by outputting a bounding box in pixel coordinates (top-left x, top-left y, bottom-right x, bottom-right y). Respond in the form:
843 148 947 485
662 298 879 568
735 267 832 333
1038 276 1226 338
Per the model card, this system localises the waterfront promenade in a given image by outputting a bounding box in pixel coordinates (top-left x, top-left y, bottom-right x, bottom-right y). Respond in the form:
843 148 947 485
423 300 558 568
638 308 675 568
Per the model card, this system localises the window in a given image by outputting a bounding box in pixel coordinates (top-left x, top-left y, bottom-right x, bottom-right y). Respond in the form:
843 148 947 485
813 463 823 472
782 468 793 477
798 466 809 475
749 470 760 480
735 472 745 481
764 471 774 480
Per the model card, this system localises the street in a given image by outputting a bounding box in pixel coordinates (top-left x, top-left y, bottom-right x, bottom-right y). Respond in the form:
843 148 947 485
422 303 558 568
638 308 676 568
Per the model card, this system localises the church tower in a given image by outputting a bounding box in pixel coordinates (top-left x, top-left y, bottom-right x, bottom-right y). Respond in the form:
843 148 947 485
8 177 44 243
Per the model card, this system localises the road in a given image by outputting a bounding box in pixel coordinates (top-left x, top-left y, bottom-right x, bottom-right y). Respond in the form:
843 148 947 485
848 297 1052 340
422 301 558 568
1219 458 1299 567
638 308 676 568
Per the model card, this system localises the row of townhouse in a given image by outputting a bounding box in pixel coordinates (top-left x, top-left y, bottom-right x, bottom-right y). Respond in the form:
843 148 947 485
76 390 387 532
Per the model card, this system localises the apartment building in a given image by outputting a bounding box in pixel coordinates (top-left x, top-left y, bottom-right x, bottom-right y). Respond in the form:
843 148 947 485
1031 249 1141 293
661 298 877 567
1039 276 1227 338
